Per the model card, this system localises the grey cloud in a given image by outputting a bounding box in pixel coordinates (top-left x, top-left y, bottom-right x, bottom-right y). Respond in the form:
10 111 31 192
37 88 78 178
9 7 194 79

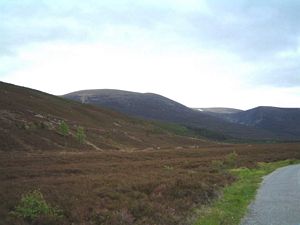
0 0 172 56
256 65 300 87
1 0 300 89
0 1 83 55
2 0 300 59
185 0 300 60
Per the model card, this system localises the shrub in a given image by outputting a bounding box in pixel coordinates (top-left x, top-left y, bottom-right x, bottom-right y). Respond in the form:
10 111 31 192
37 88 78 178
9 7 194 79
58 121 69 136
163 165 174 170
212 152 238 172
76 126 86 144
211 160 224 172
224 151 238 168
11 190 62 222
34 121 48 129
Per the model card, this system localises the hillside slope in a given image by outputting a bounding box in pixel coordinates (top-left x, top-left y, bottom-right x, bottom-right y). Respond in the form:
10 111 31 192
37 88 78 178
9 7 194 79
63 89 278 140
224 106 300 140
0 82 209 151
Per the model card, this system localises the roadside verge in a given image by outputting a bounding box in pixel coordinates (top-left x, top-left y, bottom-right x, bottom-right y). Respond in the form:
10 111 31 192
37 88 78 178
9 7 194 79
194 159 300 225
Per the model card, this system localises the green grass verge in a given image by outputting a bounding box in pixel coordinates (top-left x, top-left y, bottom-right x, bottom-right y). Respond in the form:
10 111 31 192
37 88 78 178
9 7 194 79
194 159 300 225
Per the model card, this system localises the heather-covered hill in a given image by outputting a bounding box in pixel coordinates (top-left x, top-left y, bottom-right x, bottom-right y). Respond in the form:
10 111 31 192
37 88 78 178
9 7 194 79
0 82 209 151
63 89 278 141
224 106 300 140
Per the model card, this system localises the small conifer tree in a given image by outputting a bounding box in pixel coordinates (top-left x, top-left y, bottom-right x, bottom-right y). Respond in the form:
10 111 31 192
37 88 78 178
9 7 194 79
59 121 69 136
76 126 86 144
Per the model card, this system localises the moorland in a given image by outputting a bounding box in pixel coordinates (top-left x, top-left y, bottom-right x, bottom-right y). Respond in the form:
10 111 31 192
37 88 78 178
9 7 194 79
1 81 300 225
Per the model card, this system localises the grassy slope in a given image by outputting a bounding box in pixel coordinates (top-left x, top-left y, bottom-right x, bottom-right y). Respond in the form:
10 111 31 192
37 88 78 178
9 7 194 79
195 159 300 225
0 81 210 151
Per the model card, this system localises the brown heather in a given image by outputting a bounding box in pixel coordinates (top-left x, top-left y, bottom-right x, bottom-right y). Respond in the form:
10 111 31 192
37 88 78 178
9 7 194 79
1 143 300 225
1 82 300 224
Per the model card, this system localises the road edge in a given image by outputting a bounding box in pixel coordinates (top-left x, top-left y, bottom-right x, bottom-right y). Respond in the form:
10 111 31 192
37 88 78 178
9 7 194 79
193 159 300 225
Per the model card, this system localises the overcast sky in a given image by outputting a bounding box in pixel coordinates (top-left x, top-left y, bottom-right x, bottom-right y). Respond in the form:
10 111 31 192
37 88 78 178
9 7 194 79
1 0 300 109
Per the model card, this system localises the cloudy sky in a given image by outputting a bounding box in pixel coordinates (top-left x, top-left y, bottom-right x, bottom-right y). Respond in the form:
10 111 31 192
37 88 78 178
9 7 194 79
1 0 300 109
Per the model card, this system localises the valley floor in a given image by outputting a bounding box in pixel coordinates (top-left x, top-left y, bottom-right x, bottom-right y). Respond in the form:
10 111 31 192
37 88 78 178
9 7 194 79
1 143 300 225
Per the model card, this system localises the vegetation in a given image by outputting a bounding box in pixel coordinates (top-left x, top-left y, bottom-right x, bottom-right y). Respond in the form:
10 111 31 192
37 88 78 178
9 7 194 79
153 121 229 141
186 126 229 141
152 121 191 136
224 151 238 168
2 72 300 225
195 159 300 225
58 121 69 136
0 82 210 152
211 151 238 173
1 143 300 225
11 190 62 222
76 126 86 144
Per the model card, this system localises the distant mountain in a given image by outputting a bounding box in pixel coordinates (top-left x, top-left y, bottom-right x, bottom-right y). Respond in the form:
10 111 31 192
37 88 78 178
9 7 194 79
0 82 210 151
63 89 279 141
194 107 243 114
64 89 193 121
223 106 300 140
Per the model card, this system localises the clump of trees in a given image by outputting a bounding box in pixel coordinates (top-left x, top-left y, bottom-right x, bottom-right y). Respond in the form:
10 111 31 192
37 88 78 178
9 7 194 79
58 121 87 144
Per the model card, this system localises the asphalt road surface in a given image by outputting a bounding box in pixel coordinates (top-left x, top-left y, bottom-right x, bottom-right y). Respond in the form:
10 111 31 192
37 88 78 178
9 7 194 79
241 164 300 225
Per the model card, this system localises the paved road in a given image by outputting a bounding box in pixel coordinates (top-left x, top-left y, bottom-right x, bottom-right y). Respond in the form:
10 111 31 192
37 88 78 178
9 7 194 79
241 164 300 225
